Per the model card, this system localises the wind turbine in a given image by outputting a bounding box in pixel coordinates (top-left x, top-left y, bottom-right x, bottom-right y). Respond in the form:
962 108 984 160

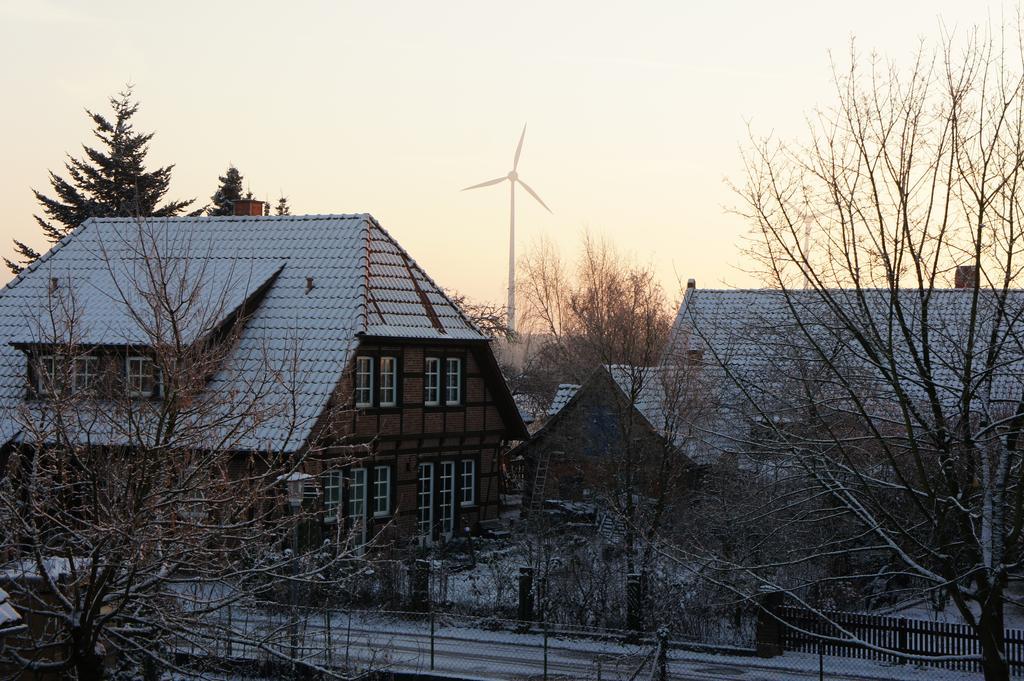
462 124 551 335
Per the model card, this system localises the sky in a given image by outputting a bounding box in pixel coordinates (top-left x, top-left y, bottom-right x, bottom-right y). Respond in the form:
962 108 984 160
0 0 1002 308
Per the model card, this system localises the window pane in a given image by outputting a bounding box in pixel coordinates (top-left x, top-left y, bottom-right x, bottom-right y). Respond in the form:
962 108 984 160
37 355 56 394
418 463 433 538
424 357 440 405
348 468 367 518
439 461 455 535
379 356 397 407
355 356 373 406
324 471 342 521
445 358 461 405
73 357 97 392
373 465 390 516
127 357 154 395
461 459 475 506
348 468 367 548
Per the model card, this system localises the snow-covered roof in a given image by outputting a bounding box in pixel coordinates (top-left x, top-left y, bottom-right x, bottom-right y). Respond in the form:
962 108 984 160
546 383 581 417
0 587 19 629
0 215 487 452
606 365 676 438
0 556 87 583
522 366 687 455
666 286 1024 419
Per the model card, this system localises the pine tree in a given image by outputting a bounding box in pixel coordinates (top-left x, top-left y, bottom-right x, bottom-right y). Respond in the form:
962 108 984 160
275 196 291 216
207 165 244 216
7 88 194 274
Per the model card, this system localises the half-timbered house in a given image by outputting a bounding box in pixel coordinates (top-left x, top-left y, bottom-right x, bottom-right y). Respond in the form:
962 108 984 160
0 201 527 549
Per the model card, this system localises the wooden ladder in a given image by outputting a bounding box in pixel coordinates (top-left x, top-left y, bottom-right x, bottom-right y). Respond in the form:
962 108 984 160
598 511 626 543
529 450 554 515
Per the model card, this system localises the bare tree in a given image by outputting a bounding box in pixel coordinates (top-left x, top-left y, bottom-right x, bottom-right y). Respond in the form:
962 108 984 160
0 219 365 679
668 25 1024 680
518 235 698 620
444 289 514 342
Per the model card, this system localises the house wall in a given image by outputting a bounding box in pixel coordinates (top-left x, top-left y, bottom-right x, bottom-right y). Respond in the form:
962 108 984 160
310 340 514 549
519 378 683 509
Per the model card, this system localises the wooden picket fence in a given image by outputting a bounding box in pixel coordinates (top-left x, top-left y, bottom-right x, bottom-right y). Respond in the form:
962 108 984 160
779 605 1024 674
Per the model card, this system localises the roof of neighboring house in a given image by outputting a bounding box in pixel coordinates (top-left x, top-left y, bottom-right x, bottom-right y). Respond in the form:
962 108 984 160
546 383 581 416
517 365 681 456
0 587 20 631
605 365 678 438
666 285 1024 414
0 214 516 452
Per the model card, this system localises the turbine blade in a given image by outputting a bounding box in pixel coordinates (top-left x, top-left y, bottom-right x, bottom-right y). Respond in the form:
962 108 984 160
517 178 552 213
462 176 507 191
513 123 527 171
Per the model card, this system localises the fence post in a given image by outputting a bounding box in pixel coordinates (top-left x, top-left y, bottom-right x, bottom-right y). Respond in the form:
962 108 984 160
430 610 436 670
225 603 233 658
818 639 824 681
626 573 642 633
345 610 351 670
324 607 333 667
656 625 669 681
755 588 785 658
897 617 908 664
518 567 535 623
543 626 549 681
537 575 548 623
412 559 431 612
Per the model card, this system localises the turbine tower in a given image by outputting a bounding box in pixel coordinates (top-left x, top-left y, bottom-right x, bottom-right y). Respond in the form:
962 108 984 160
462 124 551 335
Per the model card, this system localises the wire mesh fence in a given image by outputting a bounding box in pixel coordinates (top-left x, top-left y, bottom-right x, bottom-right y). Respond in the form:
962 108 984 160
168 603 994 681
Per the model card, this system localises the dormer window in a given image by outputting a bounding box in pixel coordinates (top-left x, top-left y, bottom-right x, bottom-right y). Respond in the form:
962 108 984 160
379 356 398 407
354 356 373 408
445 357 462 406
73 356 98 392
36 355 57 395
424 357 440 406
126 356 161 397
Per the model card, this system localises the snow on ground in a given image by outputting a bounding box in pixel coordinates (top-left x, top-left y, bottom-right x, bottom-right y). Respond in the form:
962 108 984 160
189 606 983 681
889 593 1024 629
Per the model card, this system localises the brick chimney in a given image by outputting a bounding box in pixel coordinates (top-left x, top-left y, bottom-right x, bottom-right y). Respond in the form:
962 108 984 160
233 199 265 216
955 265 977 289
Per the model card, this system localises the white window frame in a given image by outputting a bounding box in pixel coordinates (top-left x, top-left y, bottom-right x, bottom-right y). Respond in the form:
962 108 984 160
379 356 398 407
36 355 56 395
424 357 441 406
354 356 374 407
373 465 391 517
460 459 476 507
73 356 98 393
445 357 462 406
439 461 455 537
324 471 342 523
348 468 368 547
417 462 434 540
126 356 157 397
